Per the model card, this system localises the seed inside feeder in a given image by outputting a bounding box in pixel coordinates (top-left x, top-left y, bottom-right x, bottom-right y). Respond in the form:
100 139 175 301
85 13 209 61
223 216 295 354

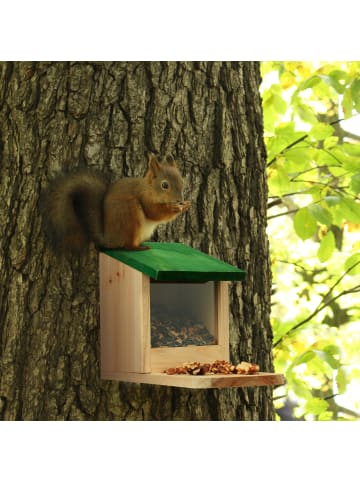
151 304 216 348
150 281 217 348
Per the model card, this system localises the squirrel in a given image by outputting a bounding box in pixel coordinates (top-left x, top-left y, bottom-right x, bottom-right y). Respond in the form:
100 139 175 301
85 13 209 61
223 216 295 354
45 153 190 252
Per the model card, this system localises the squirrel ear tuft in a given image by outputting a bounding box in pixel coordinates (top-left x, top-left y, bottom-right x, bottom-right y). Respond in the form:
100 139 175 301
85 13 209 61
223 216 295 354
148 152 161 176
166 154 176 166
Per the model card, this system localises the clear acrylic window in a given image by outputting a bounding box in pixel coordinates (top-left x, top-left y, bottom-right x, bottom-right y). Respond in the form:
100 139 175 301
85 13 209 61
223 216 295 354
150 281 217 348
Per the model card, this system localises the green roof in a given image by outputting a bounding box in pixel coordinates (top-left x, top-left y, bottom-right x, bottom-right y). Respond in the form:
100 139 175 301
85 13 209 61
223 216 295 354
101 242 246 282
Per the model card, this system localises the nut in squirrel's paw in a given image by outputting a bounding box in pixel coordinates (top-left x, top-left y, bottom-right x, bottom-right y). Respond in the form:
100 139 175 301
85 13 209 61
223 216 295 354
179 200 191 211
164 200 191 213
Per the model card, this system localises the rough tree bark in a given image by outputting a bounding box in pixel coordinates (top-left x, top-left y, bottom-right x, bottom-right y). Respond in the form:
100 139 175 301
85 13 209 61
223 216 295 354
0 61 273 420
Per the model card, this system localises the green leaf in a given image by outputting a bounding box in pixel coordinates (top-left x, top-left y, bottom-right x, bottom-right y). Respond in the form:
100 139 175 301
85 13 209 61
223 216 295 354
324 196 341 207
314 349 340 369
322 344 341 356
340 198 360 223
341 143 360 156
310 123 334 141
274 124 309 150
280 71 296 89
319 73 345 94
263 102 279 134
272 93 288 114
294 103 318 125
350 173 360 194
274 122 296 137
284 147 313 171
318 411 333 421
329 146 360 171
317 231 336 262
298 75 322 91
323 136 339 149
344 253 360 275
268 166 291 196
355 97 360 114
351 78 360 112
329 69 348 83
308 204 333 226
341 157 360 174
284 145 314 162
315 149 341 166
285 372 313 400
328 165 347 178
307 185 325 203
351 78 360 96
263 85 288 115
293 207 318 240
266 136 291 161
305 397 329 416
342 87 353 119
336 367 347 394
292 350 316 366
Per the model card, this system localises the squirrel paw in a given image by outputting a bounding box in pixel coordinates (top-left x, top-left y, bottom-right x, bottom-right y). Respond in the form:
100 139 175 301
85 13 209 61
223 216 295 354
165 200 191 213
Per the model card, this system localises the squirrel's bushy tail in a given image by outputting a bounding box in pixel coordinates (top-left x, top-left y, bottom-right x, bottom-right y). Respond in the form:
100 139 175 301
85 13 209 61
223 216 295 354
45 170 108 252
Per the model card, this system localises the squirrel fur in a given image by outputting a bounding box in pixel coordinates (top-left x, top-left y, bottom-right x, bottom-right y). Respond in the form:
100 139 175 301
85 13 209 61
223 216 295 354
45 153 190 252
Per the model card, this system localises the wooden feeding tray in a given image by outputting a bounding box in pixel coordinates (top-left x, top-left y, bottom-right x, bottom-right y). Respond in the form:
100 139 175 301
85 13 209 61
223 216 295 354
99 242 284 389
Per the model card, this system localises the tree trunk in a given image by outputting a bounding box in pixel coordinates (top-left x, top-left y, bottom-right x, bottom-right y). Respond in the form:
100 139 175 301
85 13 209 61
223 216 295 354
0 61 273 420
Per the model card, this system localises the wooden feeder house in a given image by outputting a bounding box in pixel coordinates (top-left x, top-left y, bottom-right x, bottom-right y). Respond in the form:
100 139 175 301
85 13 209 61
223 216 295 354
99 242 284 389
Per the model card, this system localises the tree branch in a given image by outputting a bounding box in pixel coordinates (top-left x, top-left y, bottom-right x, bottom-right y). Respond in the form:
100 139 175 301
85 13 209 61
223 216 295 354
341 129 360 142
275 258 326 276
267 199 283 209
268 208 299 220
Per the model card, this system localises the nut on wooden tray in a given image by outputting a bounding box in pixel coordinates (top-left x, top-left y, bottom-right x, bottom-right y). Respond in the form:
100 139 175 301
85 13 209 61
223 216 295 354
164 359 260 376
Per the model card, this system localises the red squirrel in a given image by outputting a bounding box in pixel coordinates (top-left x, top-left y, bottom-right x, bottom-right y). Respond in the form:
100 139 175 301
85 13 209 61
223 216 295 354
45 153 190 252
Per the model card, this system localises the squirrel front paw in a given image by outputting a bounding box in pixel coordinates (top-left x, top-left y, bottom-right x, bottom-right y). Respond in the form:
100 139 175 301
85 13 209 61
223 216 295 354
179 200 191 212
165 200 191 213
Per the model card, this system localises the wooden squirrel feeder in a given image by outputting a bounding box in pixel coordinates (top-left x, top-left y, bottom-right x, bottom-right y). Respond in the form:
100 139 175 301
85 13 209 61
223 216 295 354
99 242 284 389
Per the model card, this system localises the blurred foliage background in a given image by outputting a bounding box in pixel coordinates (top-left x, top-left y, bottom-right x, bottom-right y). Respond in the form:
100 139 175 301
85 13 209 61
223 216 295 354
261 61 360 420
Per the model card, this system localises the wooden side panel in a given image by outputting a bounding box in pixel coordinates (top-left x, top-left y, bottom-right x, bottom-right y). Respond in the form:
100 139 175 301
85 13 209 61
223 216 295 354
99 253 151 375
216 281 230 352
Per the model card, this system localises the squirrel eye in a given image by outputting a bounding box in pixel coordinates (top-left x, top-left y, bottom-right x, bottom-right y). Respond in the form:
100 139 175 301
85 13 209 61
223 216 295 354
161 180 169 190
